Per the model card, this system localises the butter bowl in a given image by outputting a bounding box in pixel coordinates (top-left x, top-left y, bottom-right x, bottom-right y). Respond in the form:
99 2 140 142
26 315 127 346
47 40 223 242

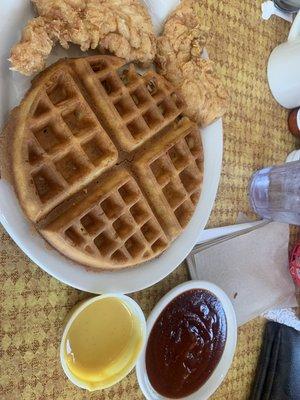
60 293 146 391
136 281 237 400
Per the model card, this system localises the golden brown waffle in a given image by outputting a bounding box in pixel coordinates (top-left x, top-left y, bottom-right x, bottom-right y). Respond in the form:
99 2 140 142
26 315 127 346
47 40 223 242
5 55 204 269
134 120 203 240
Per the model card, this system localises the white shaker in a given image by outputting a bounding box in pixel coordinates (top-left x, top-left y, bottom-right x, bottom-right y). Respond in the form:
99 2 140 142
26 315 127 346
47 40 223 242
267 12 300 108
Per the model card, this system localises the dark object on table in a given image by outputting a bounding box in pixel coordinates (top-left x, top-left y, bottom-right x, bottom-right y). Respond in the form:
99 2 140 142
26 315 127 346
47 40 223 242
250 321 300 400
274 0 300 12
288 108 300 138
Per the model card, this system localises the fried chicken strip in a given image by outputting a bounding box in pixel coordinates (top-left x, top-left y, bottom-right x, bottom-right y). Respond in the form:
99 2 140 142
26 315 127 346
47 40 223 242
10 17 54 76
34 0 90 50
156 0 228 126
10 0 156 76
85 0 156 63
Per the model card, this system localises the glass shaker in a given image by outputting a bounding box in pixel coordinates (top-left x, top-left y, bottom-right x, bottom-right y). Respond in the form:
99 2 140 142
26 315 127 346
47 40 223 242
249 160 300 225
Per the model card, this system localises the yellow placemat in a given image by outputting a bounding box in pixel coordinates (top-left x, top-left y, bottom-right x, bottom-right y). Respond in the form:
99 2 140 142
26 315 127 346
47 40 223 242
1 1 299 399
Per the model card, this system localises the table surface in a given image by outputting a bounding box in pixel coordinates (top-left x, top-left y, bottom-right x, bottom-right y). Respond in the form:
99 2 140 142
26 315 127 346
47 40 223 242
0 1 299 399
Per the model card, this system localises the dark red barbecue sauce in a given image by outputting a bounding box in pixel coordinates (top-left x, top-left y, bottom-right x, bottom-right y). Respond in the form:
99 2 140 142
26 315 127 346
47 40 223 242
146 289 227 398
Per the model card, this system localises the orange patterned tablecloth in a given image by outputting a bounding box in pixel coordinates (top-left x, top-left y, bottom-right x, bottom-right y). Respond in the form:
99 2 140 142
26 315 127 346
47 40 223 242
0 1 299 399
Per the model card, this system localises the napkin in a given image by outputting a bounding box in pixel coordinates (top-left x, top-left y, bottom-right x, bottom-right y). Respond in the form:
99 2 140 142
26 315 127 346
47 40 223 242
263 307 300 331
186 222 297 326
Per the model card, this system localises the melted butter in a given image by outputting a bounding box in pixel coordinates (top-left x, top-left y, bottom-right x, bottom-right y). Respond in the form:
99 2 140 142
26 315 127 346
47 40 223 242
64 297 143 389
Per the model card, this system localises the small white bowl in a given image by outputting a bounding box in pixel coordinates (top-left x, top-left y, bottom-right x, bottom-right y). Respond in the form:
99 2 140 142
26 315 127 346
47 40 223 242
60 293 146 391
136 281 237 400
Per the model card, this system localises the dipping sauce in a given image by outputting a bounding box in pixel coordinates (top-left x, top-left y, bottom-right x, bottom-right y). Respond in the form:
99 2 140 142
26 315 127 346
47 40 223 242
146 289 227 398
64 297 144 390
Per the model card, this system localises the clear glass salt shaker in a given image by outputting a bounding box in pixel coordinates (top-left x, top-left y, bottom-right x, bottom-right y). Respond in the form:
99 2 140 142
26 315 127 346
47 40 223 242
249 160 300 225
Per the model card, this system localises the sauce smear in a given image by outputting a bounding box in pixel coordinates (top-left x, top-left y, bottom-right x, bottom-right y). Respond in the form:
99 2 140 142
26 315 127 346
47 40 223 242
146 289 227 398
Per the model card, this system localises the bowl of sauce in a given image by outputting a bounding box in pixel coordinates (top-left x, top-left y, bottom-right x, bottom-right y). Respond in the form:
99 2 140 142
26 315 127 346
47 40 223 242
136 281 237 400
60 294 146 391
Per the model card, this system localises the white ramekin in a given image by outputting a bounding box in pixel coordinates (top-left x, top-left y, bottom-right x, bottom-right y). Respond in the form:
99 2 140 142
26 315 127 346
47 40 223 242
136 281 237 400
60 293 146 391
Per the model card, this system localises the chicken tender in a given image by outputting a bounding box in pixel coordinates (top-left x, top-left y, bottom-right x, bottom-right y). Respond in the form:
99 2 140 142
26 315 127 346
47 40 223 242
10 0 156 76
156 0 228 126
179 59 228 126
84 0 155 63
34 0 90 50
10 17 53 76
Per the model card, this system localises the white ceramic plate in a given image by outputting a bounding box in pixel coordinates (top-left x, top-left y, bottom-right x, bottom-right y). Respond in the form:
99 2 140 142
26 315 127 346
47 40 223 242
136 281 237 400
0 1 223 294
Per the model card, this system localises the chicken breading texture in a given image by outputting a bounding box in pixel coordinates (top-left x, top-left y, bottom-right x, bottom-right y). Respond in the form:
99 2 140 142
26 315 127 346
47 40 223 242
156 0 228 126
10 0 156 76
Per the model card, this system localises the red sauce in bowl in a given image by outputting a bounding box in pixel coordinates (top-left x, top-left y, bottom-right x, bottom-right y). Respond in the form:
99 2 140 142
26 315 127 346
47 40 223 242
146 289 227 398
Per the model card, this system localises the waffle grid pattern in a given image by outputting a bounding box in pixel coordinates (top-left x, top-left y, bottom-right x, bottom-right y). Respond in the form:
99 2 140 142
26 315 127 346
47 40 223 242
11 56 203 268
86 58 186 150
41 118 201 267
26 71 117 215
149 129 203 228
61 174 168 264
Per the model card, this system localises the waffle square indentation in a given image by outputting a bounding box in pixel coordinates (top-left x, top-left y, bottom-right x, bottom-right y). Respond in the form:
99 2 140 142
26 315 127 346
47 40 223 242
150 156 172 186
127 117 149 140
113 215 135 240
168 143 190 171
80 212 104 235
151 238 167 253
141 220 159 243
130 201 149 224
65 227 84 246
143 107 163 129
89 59 109 73
101 195 123 220
114 96 136 118
32 168 63 202
179 164 202 193
130 86 151 108
125 234 145 257
118 181 139 205
32 121 67 154
81 136 113 167
28 142 43 165
55 152 89 184
62 106 96 137
185 132 202 157
174 200 193 228
94 231 117 256
163 180 186 209
33 99 51 118
157 98 177 118
100 74 122 96
111 249 128 263
47 78 75 106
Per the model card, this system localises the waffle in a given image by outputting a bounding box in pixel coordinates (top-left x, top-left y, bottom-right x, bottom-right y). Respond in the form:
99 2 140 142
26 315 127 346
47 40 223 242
4 55 204 269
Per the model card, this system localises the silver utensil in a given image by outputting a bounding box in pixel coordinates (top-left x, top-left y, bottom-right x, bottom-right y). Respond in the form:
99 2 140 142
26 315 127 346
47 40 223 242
274 0 300 12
